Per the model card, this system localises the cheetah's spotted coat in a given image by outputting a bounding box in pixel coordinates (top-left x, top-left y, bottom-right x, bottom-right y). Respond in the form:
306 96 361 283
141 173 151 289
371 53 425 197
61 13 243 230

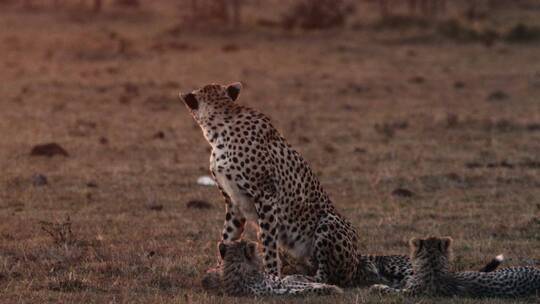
180 82 377 286
370 236 540 297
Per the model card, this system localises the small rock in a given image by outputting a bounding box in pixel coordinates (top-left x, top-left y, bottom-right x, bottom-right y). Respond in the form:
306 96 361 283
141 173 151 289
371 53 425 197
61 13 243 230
487 90 509 102
391 188 414 198
123 82 139 96
374 123 395 138
465 162 482 169
30 143 69 157
342 103 355 110
32 174 48 186
222 44 240 52
297 136 311 144
146 200 163 211
86 182 98 188
408 76 425 84
119 95 131 104
153 131 165 139
492 119 517 132
521 161 540 169
454 81 465 89
323 144 336 154
115 0 140 7
197 176 216 186
526 123 540 131
406 49 416 57
346 82 368 94
186 200 213 209
353 147 366 153
446 113 459 128
99 137 109 145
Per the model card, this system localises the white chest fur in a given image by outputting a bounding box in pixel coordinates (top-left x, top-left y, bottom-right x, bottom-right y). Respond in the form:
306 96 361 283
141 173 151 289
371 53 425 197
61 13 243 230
210 151 258 222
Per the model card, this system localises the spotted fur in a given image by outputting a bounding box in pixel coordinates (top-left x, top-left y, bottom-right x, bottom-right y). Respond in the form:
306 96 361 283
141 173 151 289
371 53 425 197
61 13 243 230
370 236 540 298
214 240 343 297
360 252 502 289
180 82 379 286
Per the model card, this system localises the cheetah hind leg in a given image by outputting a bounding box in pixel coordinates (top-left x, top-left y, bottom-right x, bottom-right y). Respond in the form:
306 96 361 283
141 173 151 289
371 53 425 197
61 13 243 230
279 249 316 277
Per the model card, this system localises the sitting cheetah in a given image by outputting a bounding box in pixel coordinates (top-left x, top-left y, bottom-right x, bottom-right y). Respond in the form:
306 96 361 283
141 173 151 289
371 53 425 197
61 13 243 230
370 236 540 297
211 240 343 297
180 82 377 286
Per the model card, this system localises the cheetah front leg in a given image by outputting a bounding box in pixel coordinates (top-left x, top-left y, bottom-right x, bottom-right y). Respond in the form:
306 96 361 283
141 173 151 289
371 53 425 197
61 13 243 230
217 186 246 243
254 196 281 277
222 202 246 242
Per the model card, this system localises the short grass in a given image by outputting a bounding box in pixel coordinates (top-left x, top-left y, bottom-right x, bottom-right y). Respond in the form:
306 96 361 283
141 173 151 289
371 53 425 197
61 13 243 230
0 1 539 303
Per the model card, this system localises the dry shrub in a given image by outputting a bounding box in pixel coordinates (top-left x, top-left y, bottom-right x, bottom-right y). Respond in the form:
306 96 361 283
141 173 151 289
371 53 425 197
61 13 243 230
40 217 75 247
374 120 408 139
47 272 88 292
182 0 242 30
114 0 139 7
282 0 355 30
373 15 431 30
436 19 499 44
505 23 540 43
0 0 15 6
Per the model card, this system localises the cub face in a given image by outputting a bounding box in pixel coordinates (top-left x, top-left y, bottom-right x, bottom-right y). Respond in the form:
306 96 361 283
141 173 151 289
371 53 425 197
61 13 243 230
410 236 452 260
218 240 261 268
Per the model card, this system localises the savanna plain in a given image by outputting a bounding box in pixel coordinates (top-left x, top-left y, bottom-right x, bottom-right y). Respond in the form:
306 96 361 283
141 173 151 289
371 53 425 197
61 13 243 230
0 1 539 303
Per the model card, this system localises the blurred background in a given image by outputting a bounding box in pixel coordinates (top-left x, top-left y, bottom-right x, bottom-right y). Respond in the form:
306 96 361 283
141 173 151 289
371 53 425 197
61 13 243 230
0 1 539 303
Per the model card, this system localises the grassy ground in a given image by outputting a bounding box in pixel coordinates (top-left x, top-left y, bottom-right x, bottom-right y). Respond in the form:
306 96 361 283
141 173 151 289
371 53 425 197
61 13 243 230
0 1 539 303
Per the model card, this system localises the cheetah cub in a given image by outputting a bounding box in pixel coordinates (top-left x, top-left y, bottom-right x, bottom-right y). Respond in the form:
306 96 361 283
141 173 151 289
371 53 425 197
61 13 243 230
370 236 540 297
180 83 376 286
212 240 343 297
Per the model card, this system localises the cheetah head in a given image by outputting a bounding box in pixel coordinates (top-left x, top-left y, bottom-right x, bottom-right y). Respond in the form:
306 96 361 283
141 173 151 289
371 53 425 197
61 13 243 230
179 82 242 123
411 236 452 258
218 240 262 269
410 236 452 270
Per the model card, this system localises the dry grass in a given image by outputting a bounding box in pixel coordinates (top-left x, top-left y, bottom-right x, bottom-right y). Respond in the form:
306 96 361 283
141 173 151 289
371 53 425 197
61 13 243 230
0 1 539 303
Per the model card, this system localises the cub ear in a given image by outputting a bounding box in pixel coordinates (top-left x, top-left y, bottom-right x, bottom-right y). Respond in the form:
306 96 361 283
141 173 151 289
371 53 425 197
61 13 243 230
218 242 227 259
410 238 423 251
440 237 452 252
244 242 257 260
226 82 242 101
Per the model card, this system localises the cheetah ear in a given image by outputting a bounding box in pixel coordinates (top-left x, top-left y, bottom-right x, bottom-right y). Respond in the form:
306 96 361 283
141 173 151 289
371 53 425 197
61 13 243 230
440 237 452 252
226 82 242 101
218 242 227 259
410 238 423 251
244 242 257 260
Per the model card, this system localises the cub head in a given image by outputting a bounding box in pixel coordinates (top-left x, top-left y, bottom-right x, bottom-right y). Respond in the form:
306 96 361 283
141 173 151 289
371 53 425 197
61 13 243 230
218 240 261 267
179 82 242 123
410 236 452 261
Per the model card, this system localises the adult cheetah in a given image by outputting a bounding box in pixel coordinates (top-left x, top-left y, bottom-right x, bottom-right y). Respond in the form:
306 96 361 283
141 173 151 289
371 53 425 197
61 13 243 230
370 236 540 297
206 239 343 297
179 82 378 286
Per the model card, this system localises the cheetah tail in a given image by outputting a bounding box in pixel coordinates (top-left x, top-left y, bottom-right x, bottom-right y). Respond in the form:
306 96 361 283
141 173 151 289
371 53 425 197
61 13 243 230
479 254 504 272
